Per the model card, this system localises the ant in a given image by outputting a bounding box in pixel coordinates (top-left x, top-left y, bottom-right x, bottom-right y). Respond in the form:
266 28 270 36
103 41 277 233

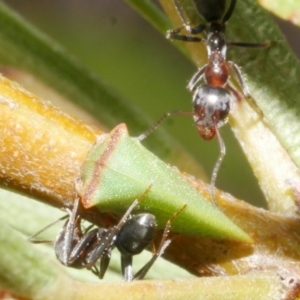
29 189 186 281
139 0 269 206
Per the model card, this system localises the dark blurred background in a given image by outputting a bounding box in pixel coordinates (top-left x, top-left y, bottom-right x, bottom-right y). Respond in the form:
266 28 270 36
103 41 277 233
2 0 300 207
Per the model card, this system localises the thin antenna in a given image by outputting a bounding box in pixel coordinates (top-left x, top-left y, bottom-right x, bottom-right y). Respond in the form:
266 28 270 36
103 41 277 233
28 214 68 242
210 125 226 207
137 111 193 141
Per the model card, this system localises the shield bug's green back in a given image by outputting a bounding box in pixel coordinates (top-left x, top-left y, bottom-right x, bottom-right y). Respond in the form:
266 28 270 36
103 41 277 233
77 124 251 242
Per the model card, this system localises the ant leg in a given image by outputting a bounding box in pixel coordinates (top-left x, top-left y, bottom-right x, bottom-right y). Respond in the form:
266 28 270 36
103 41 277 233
85 186 153 269
121 254 133 281
210 126 226 207
166 26 206 42
99 252 111 279
173 0 206 37
88 263 107 280
68 228 99 264
59 197 81 265
229 63 265 117
113 184 153 232
133 204 187 280
28 214 68 243
228 41 270 48
167 0 206 42
138 111 194 141
91 265 100 277
187 65 207 92
228 61 250 97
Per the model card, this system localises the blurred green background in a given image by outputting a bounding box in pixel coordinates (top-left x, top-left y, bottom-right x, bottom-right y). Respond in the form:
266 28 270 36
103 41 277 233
4 0 297 207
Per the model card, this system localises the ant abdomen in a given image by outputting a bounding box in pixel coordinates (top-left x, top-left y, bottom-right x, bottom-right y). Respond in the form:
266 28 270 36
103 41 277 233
193 84 231 140
116 214 156 255
194 0 227 23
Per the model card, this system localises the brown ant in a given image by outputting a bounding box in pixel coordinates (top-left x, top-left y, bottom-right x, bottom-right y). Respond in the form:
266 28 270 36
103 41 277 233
139 0 268 206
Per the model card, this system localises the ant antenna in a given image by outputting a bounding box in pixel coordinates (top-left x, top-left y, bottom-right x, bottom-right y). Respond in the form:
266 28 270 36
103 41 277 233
133 203 187 280
28 215 69 243
109 183 153 234
210 125 226 207
137 111 193 141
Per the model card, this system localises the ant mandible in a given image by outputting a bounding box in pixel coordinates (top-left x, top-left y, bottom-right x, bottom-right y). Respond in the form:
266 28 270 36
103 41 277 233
139 0 268 206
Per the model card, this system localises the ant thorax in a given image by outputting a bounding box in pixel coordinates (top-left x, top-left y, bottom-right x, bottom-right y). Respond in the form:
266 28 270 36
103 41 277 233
205 53 230 87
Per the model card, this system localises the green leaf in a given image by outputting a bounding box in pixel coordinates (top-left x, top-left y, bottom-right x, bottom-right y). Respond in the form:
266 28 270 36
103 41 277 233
0 214 59 298
257 0 300 26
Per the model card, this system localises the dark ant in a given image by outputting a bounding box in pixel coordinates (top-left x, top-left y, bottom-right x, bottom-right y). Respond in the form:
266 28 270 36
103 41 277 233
138 0 268 206
29 190 186 281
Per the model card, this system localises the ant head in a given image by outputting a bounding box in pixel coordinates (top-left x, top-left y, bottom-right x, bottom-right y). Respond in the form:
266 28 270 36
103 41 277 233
196 124 216 140
193 84 231 140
